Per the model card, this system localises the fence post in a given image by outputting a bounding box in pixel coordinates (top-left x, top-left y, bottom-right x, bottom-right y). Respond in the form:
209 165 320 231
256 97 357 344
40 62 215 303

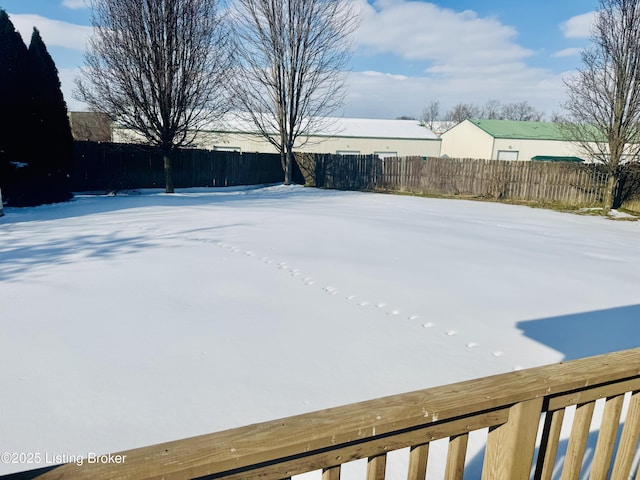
482 397 543 480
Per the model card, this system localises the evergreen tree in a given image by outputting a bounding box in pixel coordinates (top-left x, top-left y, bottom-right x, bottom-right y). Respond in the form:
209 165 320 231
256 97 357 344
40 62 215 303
0 8 30 206
26 27 73 205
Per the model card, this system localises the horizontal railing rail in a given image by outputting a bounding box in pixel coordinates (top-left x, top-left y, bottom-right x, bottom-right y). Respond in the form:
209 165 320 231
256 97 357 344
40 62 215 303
14 348 640 480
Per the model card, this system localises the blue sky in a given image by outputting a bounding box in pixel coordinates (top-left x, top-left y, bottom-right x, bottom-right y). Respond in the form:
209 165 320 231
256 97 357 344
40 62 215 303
2 0 599 119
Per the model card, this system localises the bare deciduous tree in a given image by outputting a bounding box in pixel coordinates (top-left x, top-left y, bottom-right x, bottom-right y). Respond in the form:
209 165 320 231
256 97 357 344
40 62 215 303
562 0 640 208
230 0 359 184
500 101 544 121
445 102 481 125
76 0 233 193
442 99 545 126
421 100 440 131
481 99 502 120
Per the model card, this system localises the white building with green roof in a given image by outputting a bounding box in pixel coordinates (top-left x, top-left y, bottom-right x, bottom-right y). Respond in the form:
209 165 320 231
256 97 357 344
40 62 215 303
440 119 588 162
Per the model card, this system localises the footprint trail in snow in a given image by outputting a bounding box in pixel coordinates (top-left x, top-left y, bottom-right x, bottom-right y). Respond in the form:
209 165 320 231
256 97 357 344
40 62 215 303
188 235 516 369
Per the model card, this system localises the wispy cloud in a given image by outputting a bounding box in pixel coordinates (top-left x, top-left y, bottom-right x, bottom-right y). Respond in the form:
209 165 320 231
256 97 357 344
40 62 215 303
561 12 595 39
346 0 565 117
344 68 566 119
552 48 582 58
62 0 88 10
9 13 92 50
59 67 87 110
354 0 533 77
361 70 408 81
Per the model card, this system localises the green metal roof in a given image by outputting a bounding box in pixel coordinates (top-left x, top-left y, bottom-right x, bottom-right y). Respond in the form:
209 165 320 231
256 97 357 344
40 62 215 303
469 119 570 141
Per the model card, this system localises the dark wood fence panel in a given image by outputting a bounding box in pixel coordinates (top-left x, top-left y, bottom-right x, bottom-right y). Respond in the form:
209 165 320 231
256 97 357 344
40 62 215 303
72 142 284 192
312 155 611 208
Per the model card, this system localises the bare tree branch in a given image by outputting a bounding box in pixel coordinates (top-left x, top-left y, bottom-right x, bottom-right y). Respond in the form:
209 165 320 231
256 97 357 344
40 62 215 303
420 100 440 131
562 0 640 208
445 102 480 124
500 101 545 121
76 0 233 192
230 0 359 184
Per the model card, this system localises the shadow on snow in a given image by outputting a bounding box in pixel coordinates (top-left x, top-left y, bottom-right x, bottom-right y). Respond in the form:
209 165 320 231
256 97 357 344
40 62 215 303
464 304 640 479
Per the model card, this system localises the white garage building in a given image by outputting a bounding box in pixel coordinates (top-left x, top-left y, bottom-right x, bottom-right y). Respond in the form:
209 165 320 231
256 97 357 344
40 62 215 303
113 114 442 158
440 119 588 162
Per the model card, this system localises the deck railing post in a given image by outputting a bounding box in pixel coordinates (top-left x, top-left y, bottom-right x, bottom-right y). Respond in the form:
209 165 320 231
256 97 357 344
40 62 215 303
482 397 544 480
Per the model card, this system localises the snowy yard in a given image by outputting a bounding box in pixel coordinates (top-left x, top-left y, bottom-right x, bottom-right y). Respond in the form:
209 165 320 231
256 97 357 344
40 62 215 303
1 184 639 477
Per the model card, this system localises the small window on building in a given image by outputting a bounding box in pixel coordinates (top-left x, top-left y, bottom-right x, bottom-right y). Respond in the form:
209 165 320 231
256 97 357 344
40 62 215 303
336 150 361 156
497 150 519 161
214 146 241 152
374 151 398 158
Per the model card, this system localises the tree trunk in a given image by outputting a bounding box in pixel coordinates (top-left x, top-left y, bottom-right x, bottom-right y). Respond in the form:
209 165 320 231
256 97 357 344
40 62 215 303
604 174 620 211
611 174 623 210
285 150 294 185
163 151 175 193
282 150 291 185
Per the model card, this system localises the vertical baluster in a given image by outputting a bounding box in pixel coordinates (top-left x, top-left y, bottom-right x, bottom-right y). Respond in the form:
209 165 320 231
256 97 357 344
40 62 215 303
444 433 469 480
590 394 625 479
322 464 341 480
366 453 387 480
560 401 596 480
534 409 565 480
407 444 429 480
611 391 640 479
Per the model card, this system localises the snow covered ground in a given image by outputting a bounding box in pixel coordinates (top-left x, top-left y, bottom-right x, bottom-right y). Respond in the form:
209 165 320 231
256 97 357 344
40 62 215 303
1 184 639 478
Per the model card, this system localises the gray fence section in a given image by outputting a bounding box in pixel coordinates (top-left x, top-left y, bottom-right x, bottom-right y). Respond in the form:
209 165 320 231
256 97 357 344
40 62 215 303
302 154 612 207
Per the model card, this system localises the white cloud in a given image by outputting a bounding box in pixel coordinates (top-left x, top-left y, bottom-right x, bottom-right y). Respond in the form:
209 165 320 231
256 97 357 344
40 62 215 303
561 12 595 39
62 0 88 9
9 13 92 51
552 48 582 58
345 0 567 118
59 67 89 111
361 70 408 81
343 69 567 120
354 0 533 77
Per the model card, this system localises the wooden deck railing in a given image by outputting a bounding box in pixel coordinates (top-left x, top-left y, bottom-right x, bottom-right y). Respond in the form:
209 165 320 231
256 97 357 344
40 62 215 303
20 348 640 480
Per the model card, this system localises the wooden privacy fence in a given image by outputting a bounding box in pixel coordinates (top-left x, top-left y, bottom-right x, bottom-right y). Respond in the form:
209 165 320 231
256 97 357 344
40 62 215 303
24 348 640 480
73 142 284 192
303 155 612 208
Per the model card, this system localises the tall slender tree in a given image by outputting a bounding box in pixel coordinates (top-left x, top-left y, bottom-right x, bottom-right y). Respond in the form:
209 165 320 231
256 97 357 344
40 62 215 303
0 9 30 205
231 0 359 185
76 0 233 193
27 27 74 204
563 0 640 209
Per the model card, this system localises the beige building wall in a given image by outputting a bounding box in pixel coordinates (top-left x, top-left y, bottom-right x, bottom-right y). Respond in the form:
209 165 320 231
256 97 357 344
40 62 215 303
440 120 494 159
114 129 442 158
491 138 586 161
203 131 440 157
440 120 593 161
298 135 441 157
